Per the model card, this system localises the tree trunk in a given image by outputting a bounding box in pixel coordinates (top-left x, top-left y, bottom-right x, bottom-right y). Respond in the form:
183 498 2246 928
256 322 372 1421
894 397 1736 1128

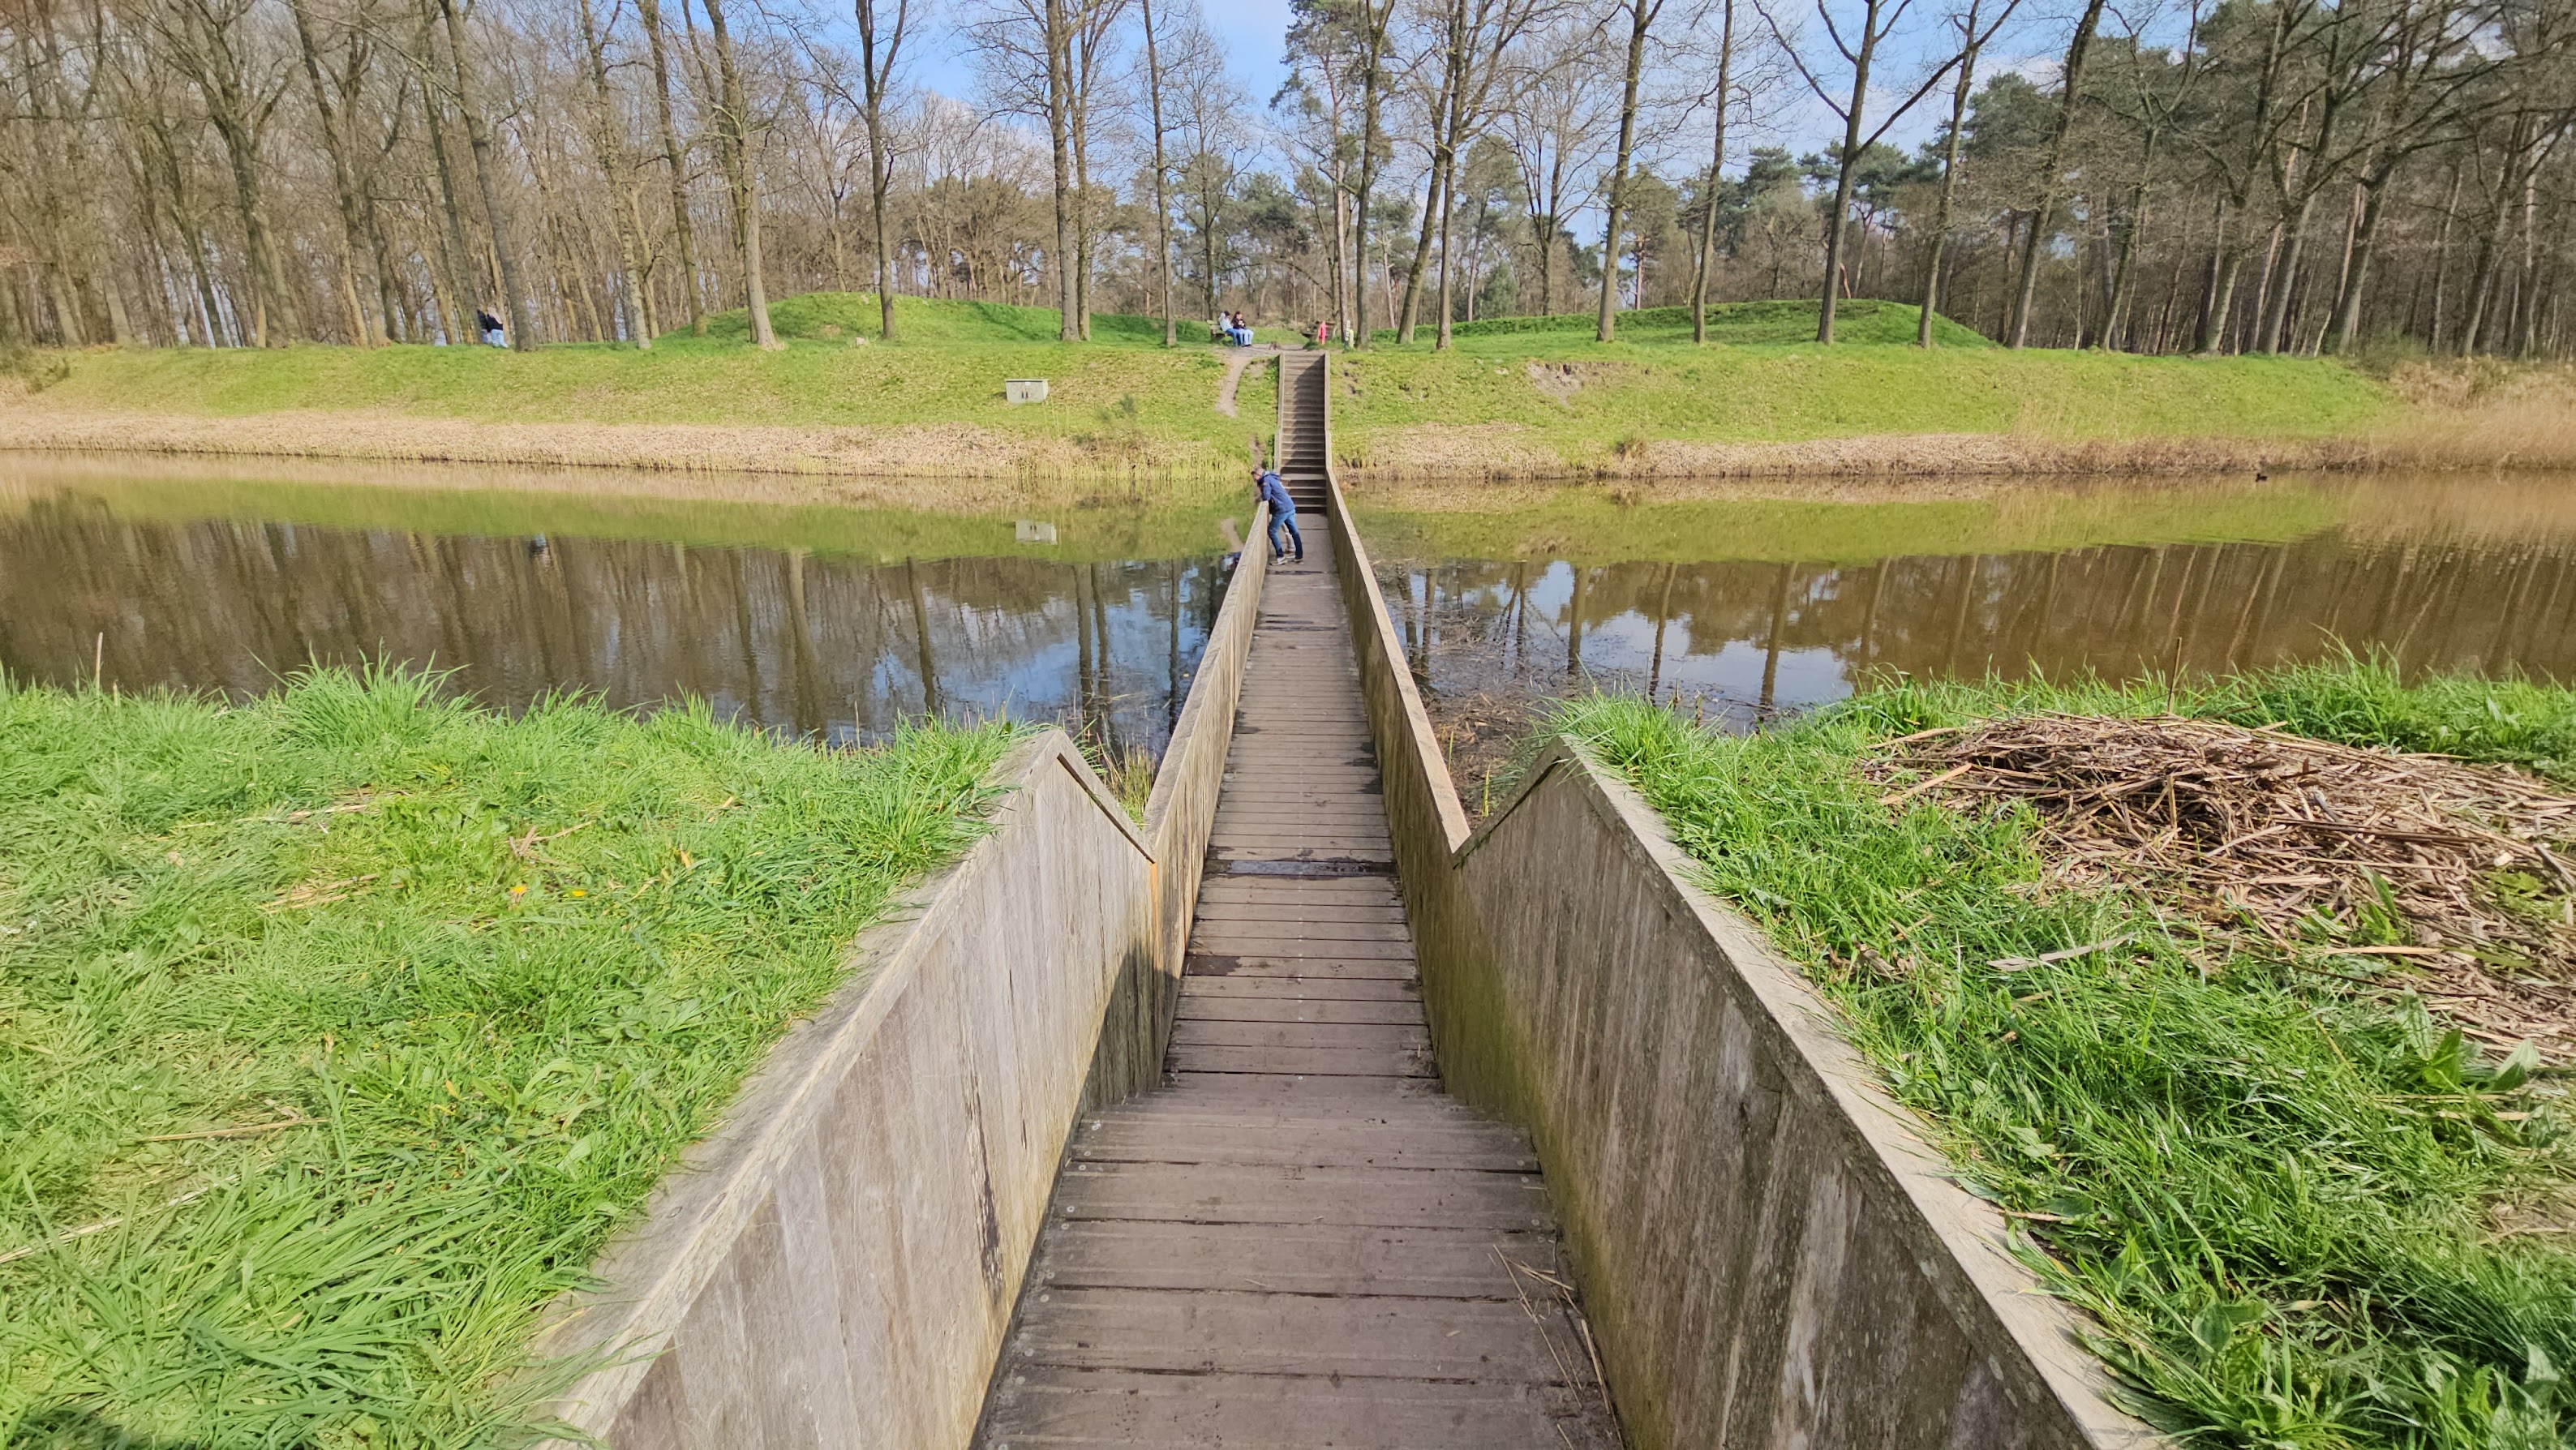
1045 0 1078 341
1595 0 1656 342
1690 0 1734 345
636 0 705 337
1350 0 1393 348
1815 0 1879 346
2328 170 2391 354
2007 0 2106 348
1917 16 1977 348
1397 0 1464 345
287 0 384 345
700 0 778 349
2198 211 2243 354
436 0 535 348
2255 186 2316 353
1435 144 1458 348
857 0 907 343
1395 157 1445 343
1140 0 1174 345
574 0 652 347
418 64 482 342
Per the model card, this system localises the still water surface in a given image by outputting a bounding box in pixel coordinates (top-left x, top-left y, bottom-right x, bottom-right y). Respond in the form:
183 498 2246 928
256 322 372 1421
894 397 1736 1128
0 461 1239 756
1359 474 2576 789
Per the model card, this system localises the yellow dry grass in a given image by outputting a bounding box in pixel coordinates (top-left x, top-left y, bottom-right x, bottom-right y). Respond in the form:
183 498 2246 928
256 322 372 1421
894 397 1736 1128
0 405 1223 495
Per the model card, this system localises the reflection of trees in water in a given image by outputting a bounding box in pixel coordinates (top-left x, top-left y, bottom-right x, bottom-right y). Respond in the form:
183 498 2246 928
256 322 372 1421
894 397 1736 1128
1382 532 2576 795
0 500 1221 753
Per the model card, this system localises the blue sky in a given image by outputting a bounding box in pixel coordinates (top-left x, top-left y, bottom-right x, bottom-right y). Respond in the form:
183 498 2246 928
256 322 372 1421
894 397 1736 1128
910 0 1299 108
901 0 2080 178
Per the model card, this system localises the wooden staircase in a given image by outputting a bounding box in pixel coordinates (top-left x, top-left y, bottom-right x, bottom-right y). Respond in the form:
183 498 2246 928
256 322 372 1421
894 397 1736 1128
1274 352 1332 514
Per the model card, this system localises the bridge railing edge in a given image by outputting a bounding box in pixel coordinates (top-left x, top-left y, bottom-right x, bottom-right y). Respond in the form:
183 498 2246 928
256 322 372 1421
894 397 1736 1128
523 514 1273 1446
1326 440 2155 1448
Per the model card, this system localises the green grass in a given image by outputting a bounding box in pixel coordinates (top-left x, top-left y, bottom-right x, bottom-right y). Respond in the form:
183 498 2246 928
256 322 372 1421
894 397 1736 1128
23 293 2402 481
1552 661 2574 1450
1350 476 2348 565
1376 297 1993 347
712 290 1273 347
0 667 1008 1446
1334 342 2388 470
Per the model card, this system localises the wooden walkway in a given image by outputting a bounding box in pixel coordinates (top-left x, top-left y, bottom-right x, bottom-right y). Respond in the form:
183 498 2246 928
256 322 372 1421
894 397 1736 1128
974 524 1619 1447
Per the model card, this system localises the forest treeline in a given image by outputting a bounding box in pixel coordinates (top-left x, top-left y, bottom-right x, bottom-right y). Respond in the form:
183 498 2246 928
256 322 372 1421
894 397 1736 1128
2 0 2571 360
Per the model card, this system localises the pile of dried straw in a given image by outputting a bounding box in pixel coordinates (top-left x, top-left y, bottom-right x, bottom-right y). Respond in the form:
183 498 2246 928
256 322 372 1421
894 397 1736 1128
1874 714 2576 1058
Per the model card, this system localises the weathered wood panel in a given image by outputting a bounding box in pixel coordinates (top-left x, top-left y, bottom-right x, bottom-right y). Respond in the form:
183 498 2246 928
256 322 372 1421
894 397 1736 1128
1325 472 2161 1450
976 513 1620 1448
526 516 1275 1448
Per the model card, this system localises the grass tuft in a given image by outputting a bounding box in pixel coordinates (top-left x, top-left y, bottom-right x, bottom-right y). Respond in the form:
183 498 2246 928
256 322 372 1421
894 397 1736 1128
1552 663 2576 1450
0 667 1008 1445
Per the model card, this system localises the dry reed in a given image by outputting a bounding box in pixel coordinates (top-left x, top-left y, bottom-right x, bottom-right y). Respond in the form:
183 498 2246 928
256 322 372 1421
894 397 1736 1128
1872 713 2576 1057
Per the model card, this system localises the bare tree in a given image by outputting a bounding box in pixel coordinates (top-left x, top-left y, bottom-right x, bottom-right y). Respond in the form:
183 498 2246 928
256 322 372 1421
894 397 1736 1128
1762 0 1962 341
694 0 779 346
1595 0 1668 340
1140 0 1177 343
433 0 536 346
1915 0 2019 345
1499 21 1613 316
634 0 706 335
855 0 912 340
2003 0 2106 347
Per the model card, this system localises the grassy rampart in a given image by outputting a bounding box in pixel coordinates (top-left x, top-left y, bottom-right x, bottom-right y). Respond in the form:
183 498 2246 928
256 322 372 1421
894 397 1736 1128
0 668 1005 1445
1556 663 2576 1449
9 291 2552 482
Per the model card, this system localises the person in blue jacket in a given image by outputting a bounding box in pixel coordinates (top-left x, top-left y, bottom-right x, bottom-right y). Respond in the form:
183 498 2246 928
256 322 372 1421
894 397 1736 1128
1254 469 1302 562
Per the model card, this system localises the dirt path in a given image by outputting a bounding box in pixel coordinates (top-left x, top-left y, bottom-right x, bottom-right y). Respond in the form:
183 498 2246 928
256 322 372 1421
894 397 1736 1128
1213 345 1280 418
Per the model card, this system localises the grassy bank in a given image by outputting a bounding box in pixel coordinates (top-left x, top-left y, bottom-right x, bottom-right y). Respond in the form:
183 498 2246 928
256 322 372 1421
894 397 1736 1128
1555 663 2575 1449
1 292 2479 483
0 668 1005 1445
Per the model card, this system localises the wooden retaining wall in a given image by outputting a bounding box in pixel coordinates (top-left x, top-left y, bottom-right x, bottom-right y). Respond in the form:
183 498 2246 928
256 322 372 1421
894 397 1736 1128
1323 479 2157 1450
531 531 1269 1448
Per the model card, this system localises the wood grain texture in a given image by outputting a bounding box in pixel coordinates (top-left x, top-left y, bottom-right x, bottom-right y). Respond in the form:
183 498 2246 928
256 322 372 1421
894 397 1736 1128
976 490 1618 1449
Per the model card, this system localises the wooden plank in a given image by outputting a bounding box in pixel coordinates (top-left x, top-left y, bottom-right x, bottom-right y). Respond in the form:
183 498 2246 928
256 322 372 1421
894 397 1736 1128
1171 1019 1428 1052
1171 994 1423 1025
1191 879 1399 899
1188 915 1409 936
1027 1219 1557 1294
1183 956 1418 982
1071 1116 1532 1173
998 1286 1581 1383
1166 1042 1430 1077
1158 1071 1455 1109
1190 899 1406 917
1186 934 1417 960
981 1369 1616 1450
1177 975 1420 1003
1052 1162 1553 1232
977 524 1618 1450
1205 836 1389 847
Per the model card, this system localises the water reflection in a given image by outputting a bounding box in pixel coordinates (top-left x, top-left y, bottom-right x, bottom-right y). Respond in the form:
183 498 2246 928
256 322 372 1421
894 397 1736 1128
1382 536 2576 733
0 491 1225 754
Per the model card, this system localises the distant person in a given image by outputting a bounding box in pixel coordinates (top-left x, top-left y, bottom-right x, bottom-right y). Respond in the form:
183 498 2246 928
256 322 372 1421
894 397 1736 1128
1254 468 1301 563
1315 318 1331 348
476 309 504 347
1229 311 1253 346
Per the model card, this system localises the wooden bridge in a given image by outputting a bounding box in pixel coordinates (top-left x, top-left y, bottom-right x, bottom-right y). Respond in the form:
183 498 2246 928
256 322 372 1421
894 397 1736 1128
972 352 1619 1447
